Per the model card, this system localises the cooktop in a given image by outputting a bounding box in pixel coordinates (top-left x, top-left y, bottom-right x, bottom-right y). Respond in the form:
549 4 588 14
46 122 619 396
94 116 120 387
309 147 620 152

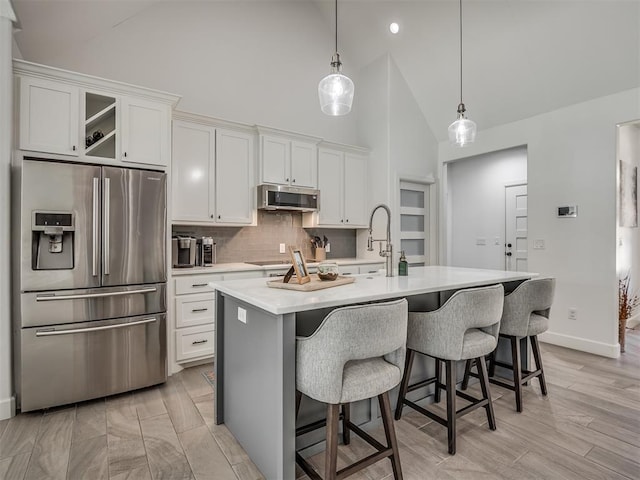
247 260 292 266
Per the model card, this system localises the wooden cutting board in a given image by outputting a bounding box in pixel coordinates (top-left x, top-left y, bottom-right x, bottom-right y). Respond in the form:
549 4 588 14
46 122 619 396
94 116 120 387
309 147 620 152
266 275 355 291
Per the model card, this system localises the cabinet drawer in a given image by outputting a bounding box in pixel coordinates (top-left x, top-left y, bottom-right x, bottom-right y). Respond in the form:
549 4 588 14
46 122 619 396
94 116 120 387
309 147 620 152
176 325 214 362
358 263 385 274
174 274 223 295
175 293 214 328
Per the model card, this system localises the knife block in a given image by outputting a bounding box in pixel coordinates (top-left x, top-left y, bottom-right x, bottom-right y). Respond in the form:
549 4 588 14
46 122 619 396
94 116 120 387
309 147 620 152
315 247 326 261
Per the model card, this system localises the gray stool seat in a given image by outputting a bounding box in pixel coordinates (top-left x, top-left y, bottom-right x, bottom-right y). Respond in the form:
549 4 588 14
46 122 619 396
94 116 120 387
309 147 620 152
340 358 401 403
395 284 504 455
295 299 408 480
461 329 498 359
463 277 556 413
526 313 549 337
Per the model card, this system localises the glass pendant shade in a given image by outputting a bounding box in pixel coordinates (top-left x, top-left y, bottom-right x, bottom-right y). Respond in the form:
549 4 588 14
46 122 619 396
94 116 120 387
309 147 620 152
448 113 477 146
318 55 354 116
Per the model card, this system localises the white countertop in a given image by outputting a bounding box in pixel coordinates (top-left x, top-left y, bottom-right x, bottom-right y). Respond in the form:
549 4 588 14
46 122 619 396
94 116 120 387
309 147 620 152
210 266 537 315
171 258 384 276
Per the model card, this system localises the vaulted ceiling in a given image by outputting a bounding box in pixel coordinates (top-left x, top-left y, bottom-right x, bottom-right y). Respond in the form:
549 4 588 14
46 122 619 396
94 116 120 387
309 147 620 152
10 0 640 141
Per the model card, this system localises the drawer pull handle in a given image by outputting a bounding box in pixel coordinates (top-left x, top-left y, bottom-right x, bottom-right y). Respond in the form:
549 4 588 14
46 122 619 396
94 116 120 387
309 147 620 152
191 283 208 287
191 308 208 313
192 339 208 345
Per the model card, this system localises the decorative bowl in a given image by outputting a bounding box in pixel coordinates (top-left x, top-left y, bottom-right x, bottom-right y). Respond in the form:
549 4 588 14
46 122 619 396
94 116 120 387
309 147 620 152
317 262 339 281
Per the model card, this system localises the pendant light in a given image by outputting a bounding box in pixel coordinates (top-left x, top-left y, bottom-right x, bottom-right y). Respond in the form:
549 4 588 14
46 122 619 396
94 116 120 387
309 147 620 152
318 0 354 116
448 0 477 146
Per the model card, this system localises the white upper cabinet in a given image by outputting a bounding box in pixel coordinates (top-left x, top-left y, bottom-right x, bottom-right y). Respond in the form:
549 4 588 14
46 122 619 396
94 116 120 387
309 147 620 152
343 153 368 226
171 121 215 222
261 135 290 185
316 148 344 225
215 128 255 224
19 77 80 156
171 113 256 226
290 141 317 188
121 97 171 166
304 144 369 228
14 60 180 168
258 128 320 188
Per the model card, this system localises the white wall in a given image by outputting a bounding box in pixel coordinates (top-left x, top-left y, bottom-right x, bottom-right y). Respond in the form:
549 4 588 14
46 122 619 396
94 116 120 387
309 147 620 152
617 122 640 327
355 54 438 262
447 147 527 269
0 0 16 419
17 1 360 146
440 87 640 358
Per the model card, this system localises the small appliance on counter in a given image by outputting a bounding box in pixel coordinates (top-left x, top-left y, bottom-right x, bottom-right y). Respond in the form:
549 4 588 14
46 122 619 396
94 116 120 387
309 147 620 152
172 235 196 268
196 236 216 266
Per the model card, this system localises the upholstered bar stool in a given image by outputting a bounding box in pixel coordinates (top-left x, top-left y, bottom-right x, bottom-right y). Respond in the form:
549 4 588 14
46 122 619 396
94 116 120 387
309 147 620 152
463 277 556 412
295 298 408 480
394 284 504 455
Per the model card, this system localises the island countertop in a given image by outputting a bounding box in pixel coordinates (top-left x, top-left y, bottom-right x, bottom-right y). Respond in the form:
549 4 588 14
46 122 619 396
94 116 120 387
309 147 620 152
211 265 537 315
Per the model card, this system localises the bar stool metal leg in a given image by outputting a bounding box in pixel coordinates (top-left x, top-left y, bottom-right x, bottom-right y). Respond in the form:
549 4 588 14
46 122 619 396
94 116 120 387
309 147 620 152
461 359 473 390
510 336 523 413
530 335 548 395
380 392 403 480
434 358 443 404
477 356 496 430
341 403 351 445
395 349 415 421
445 360 456 455
325 404 340 480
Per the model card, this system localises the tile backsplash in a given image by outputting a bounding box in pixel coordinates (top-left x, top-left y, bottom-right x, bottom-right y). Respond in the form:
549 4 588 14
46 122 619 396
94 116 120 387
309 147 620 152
173 211 357 264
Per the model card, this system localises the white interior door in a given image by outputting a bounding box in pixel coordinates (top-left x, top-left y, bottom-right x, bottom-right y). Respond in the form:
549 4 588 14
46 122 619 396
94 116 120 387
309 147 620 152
505 184 528 271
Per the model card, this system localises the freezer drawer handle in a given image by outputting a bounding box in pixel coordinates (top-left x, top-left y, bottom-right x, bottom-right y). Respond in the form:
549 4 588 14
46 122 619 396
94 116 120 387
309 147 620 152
35 317 157 336
191 283 208 288
191 308 208 313
36 287 157 302
192 339 208 345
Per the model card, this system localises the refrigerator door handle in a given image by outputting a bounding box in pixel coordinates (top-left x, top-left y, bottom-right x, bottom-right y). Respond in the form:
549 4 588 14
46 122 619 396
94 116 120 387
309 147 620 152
35 317 157 336
92 177 100 277
103 177 110 275
36 286 158 302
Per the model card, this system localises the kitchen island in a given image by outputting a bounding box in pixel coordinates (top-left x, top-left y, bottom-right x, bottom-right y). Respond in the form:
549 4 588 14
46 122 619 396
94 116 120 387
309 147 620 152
212 266 536 480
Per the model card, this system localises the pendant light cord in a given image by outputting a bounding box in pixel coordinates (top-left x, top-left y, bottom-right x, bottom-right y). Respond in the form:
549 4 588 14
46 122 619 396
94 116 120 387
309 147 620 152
335 0 338 54
459 0 463 105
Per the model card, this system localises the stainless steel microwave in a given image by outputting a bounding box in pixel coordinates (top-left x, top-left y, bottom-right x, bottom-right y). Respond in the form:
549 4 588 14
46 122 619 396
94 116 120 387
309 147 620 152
257 184 320 212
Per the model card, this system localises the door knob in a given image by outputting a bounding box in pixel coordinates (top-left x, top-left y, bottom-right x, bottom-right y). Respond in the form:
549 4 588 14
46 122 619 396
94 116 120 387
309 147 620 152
505 252 512 256
506 243 512 248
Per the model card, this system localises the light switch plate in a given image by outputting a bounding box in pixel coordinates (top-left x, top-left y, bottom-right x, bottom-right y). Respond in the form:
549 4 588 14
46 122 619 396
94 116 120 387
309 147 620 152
279 243 286 254
237 307 247 323
476 238 486 246
533 239 546 250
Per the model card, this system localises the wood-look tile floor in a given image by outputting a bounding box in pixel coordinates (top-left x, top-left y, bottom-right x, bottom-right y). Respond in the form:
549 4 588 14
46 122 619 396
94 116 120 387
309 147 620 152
1 328 639 480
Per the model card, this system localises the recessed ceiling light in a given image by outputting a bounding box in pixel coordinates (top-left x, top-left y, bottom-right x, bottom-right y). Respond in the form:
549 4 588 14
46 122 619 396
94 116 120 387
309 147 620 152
389 22 400 34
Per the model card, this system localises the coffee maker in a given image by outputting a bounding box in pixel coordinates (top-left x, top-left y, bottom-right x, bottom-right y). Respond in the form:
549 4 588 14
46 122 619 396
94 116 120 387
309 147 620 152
172 236 196 268
196 237 215 266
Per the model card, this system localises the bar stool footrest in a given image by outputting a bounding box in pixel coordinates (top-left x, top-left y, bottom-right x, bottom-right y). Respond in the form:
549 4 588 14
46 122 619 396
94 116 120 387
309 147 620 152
295 406 398 480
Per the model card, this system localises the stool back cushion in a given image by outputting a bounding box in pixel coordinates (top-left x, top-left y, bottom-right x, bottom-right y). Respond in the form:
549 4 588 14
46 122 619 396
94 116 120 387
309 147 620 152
296 298 408 404
407 284 504 361
500 277 556 337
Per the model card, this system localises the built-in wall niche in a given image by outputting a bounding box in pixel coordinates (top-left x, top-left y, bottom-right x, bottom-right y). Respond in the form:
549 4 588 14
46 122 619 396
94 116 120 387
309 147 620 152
85 92 116 159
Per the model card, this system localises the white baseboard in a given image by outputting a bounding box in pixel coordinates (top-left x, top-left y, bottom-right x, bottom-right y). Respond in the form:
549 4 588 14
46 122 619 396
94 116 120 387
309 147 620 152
538 331 620 358
627 312 640 329
0 395 16 420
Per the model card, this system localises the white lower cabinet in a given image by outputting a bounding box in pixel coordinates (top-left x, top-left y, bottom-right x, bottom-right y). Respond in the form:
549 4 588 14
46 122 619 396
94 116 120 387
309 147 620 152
173 273 222 364
176 325 215 362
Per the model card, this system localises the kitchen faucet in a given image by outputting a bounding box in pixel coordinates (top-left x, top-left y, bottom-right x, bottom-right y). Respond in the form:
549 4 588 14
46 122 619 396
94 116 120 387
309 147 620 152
367 204 393 277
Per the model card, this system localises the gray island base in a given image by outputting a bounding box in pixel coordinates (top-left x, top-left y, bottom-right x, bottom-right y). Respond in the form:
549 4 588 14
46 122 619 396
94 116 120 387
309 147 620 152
213 266 536 479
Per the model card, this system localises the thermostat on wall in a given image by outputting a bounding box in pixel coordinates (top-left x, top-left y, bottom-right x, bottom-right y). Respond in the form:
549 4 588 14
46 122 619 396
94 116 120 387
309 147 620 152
557 205 577 217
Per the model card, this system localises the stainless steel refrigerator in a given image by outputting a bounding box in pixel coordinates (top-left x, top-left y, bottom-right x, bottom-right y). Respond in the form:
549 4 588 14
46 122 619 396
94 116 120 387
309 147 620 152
13 157 167 412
